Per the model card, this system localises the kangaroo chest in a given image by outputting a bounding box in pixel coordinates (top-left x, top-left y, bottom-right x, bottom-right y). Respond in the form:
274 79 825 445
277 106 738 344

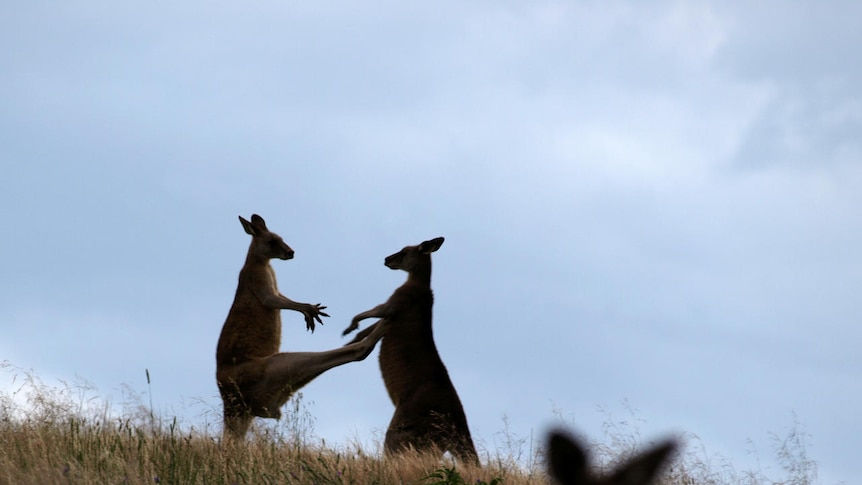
378 319 447 402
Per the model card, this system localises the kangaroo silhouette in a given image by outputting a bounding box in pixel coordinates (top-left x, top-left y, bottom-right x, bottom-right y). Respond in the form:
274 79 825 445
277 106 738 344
344 237 478 464
216 214 386 439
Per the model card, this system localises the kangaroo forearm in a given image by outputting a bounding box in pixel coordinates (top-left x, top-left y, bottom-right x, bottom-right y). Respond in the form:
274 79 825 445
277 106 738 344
354 303 390 322
346 321 378 345
261 293 308 312
342 303 389 335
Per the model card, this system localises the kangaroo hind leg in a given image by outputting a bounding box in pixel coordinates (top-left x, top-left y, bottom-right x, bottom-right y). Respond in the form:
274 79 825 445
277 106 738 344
259 322 388 403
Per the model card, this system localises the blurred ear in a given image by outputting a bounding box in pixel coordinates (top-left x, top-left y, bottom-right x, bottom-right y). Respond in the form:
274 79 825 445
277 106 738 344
547 430 589 485
606 440 677 485
419 237 445 254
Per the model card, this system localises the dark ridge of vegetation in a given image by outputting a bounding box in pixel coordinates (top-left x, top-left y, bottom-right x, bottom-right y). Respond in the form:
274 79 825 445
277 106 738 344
0 363 824 484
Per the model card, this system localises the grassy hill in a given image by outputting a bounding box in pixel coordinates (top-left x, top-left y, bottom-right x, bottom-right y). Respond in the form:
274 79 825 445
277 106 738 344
0 365 819 485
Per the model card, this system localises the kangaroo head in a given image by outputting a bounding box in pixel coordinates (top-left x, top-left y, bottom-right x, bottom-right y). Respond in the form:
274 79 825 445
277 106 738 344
384 237 444 273
239 214 295 261
547 429 676 485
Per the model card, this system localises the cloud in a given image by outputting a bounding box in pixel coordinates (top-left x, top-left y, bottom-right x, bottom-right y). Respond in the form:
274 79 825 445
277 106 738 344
710 2 862 170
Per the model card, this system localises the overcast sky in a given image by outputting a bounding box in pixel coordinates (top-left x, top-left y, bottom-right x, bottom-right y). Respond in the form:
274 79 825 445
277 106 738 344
1 2 860 483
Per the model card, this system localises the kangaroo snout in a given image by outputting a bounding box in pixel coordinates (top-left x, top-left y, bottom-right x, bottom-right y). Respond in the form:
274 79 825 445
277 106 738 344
276 241 295 260
384 256 397 268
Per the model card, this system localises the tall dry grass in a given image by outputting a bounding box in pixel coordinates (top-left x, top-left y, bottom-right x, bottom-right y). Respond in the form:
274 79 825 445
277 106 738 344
0 363 823 485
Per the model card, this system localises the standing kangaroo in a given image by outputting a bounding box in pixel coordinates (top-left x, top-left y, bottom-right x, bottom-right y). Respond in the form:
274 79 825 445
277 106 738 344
216 214 387 440
343 237 479 465
546 428 677 485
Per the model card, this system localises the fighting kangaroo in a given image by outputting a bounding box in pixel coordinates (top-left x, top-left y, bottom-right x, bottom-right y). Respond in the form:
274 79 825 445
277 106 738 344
216 214 387 440
343 237 479 465
546 428 677 485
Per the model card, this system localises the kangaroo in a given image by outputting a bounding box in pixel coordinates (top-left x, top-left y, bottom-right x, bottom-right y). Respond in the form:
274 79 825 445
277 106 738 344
546 428 677 485
216 214 387 440
343 237 479 465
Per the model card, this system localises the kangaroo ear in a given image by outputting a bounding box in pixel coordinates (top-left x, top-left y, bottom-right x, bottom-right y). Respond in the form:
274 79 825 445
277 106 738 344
250 214 268 229
547 429 589 485
606 440 677 485
239 215 267 236
239 216 256 235
419 237 444 254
